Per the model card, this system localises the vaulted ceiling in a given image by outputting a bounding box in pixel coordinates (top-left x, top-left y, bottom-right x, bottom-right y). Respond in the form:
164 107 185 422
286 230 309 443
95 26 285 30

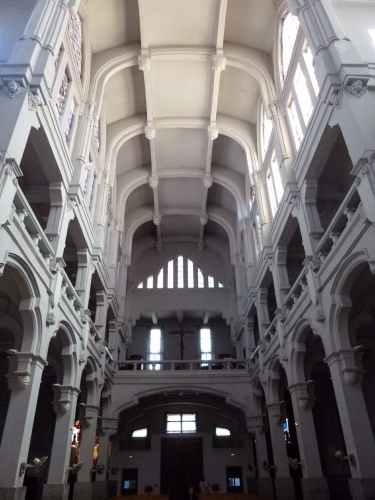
87 0 277 264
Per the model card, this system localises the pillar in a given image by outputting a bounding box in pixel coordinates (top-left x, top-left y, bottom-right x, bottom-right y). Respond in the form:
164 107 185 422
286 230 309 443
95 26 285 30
266 403 295 500
256 287 271 336
94 292 108 342
326 350 375 500
74 405 99 500
271 246 290 306
75 250 93 309
45 183 73 258
93 416 118 500
0 352 46 500
43 386 80 500
248 416 274 500
289 383 329 500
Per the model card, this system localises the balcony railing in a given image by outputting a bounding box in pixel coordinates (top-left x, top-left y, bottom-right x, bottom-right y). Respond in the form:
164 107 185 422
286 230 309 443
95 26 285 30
13 188 54 267
316 183 361 265
117 358 249 372
284 267 308 314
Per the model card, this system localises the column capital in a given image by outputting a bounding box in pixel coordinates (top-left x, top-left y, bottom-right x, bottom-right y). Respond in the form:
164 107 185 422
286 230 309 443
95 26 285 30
52 384 80 416
325 348 365 385
80 403 100 427
289 381 316 410
6 350 47 391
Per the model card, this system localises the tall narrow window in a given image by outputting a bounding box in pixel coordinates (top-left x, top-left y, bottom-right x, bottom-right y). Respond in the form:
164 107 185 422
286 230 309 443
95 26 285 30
293 64 313 125
177 256 184 288
149 328 162 370
288 99 304 149
157 268 164 289
147 276 154 289
168 260 174 289
281 13 300 81
200 328 212 365
261 108 273 159
187 259 194 288
197 269 204 289
270 154 284 204
302 43 319 96
208 276 215 289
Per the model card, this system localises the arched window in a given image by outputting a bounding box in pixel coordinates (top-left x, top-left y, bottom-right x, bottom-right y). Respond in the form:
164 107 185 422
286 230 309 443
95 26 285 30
260 105 273 160
266 152 284 217
131 428 148 438
279 11 320 153
280 13 300 83
136 256 225 290
215 427 231 437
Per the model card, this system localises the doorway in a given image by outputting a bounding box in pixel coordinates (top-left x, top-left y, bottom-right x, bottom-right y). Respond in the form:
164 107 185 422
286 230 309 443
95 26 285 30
161 437 203 499
122 468 138 495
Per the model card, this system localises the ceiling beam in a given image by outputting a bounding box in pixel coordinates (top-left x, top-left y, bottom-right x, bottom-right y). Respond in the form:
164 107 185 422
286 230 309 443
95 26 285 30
199 0 228 249
140 52 162 251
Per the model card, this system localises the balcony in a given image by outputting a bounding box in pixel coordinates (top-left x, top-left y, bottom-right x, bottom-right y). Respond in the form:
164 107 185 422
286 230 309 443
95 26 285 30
117 358 249 373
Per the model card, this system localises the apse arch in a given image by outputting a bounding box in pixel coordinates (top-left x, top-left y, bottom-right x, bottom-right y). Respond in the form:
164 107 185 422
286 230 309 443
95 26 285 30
123 208 237 265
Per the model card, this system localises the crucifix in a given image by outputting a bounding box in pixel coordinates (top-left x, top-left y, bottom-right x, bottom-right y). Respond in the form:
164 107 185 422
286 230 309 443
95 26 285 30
169 325 194 360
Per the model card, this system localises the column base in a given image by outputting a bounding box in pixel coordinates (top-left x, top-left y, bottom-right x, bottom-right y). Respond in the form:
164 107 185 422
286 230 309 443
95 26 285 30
42 484 68 500
301 478 330 500
349 478 375 500
92 482 107 500
274 477 296 500
0 487 26 500
257 477 275 500
73 482 93 500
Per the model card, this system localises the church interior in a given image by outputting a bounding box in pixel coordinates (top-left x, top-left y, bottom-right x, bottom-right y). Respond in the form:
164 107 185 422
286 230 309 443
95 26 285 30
0 1 375 500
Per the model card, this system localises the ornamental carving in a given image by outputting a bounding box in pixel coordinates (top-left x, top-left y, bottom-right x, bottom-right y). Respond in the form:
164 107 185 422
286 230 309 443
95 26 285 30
344 78 368 98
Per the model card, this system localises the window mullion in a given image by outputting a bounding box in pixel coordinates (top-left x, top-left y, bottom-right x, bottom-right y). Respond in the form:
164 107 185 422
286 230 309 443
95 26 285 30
291 86 306 133
299 55 317 104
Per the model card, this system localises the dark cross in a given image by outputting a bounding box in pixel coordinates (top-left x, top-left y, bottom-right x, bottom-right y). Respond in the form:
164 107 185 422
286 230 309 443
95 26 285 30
169 327 194 360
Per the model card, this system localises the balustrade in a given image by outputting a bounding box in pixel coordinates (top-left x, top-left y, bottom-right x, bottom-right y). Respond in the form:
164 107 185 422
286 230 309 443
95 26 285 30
316 183 361 264
12 188 54 265
117 358 248 373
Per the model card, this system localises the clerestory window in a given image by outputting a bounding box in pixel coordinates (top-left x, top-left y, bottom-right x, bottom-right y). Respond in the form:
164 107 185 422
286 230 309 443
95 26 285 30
136 256 224 290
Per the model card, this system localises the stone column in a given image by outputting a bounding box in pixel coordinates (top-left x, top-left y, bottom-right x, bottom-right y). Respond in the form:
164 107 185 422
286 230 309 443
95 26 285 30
268 101 293 174
45 183 73 258
0 159 23 228
256 287 271 337
248 416 274 500
297 181 324 255
271 246 290 307
75 249 93 310
94 292 109 342
93 417 118 500
0 351 46 500
43 386 80 500
326 350 375 500
352 153 375 224
266 403 295 500
74 404 99 500
289 383 330 500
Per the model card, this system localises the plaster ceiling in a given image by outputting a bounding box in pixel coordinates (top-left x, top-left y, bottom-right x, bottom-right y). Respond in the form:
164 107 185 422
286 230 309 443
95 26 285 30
86 0 278 260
